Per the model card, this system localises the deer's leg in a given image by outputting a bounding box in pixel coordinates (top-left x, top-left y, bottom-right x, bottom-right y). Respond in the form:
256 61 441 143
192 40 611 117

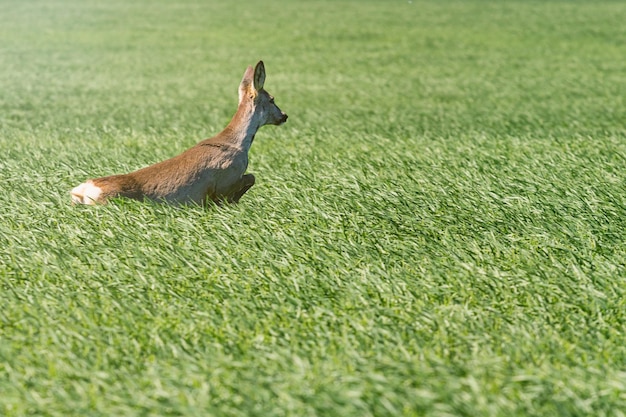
227 173 255 204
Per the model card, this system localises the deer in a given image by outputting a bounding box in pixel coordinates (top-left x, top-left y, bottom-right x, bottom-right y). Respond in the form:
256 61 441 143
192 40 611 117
70 61 287 206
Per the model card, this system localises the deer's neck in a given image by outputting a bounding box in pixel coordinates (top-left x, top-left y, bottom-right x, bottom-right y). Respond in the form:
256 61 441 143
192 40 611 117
221 103 260 151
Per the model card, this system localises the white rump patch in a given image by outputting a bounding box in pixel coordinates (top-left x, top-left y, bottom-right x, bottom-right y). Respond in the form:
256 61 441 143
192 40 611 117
70 181 102 205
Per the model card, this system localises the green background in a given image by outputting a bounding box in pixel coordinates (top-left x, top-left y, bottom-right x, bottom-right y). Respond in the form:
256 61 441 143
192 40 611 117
1 1 625 415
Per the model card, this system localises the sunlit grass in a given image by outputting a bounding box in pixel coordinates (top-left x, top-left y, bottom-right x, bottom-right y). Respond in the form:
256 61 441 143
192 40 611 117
1 0 626 416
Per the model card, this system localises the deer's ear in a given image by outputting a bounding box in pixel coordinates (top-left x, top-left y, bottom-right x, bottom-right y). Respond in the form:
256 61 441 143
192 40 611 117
239 65 255 103
253 61 266 91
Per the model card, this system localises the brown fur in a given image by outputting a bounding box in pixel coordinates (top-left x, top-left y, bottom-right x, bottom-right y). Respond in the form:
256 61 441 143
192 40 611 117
71 61 287 206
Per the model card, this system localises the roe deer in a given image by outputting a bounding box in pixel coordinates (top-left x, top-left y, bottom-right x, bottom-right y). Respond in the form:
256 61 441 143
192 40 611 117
70 61 287 206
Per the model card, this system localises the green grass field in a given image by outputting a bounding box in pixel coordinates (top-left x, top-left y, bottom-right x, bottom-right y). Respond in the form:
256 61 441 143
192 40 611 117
1 0 626 415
